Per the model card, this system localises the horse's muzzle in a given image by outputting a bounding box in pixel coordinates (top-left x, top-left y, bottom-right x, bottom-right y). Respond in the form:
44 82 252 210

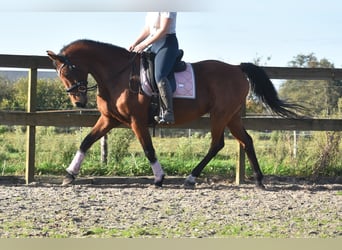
74 102 86 108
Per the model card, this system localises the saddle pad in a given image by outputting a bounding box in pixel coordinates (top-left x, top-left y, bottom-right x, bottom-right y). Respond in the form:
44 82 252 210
141 63 196 99
173 63 196 99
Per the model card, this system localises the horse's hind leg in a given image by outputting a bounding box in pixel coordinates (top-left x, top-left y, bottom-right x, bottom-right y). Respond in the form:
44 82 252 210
227 116 265 189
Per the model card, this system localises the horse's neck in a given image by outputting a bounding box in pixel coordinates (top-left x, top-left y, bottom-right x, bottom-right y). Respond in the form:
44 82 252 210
88 49 132 90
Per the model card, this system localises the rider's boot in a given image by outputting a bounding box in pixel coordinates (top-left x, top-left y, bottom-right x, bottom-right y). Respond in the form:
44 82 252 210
154 77 175 124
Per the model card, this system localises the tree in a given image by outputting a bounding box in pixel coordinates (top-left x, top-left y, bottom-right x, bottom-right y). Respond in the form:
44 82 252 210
0 76 16 110
36 78 74 110
279 53 342 117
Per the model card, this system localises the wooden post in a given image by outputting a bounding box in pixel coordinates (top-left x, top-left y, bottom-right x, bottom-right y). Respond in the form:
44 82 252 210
235 104 246 185
293 130 297 158
100 134 108 165
25 68 37 184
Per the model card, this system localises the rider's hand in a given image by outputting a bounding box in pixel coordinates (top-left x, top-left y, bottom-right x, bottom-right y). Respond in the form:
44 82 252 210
132 42 148 53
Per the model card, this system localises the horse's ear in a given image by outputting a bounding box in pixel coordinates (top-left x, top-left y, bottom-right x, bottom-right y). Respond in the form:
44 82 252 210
47 50 57 60
47 50 65 63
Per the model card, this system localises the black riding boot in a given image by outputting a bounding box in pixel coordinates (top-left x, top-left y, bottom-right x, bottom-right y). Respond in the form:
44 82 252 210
154 77 175 124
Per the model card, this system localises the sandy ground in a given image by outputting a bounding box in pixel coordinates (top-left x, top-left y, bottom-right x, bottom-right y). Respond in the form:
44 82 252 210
0 176 341 238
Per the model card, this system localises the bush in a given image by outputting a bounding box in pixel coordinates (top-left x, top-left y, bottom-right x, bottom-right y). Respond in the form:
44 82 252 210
0 126 11 134
310 131 341 178
109 128 135 163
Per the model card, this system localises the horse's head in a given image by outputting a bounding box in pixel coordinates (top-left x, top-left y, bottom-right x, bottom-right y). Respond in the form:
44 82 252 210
47 50 89 108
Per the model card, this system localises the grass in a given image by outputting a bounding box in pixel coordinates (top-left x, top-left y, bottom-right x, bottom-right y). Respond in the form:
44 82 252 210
3 216 335 238
0 126 341 179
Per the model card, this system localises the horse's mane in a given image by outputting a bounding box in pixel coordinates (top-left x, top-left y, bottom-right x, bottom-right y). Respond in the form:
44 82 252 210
60 39 127 55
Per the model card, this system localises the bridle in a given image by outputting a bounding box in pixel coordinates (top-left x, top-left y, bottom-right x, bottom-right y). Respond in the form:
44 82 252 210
56 52 139 96
56 57 97 96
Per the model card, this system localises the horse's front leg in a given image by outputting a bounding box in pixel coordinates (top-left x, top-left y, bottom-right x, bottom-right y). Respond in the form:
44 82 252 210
62 115 118 186
131 122 165 187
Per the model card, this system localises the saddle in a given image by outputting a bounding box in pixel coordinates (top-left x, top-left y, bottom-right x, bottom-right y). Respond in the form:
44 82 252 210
141 50 187 125
141 50 186 91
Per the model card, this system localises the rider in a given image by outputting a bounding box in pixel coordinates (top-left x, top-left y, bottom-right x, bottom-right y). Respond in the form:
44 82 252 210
129 12 178 124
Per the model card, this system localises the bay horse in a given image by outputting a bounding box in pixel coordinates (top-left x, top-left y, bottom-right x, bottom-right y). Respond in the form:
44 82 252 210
47 39 300 189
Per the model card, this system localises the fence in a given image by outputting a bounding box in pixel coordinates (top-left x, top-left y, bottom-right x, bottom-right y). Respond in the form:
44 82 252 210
1 54 342 184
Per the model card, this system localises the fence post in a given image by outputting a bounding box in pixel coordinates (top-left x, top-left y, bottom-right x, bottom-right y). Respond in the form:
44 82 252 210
100 134 108 165
235 104 246 185
25 68 37 184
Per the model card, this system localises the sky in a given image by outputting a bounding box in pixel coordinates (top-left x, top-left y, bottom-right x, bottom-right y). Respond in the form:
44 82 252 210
0 0 341 68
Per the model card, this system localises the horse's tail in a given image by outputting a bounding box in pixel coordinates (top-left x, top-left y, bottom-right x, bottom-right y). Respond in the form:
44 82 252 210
239 62 303 118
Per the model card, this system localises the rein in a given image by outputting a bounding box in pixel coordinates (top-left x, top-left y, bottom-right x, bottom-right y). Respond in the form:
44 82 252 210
128 53 141 94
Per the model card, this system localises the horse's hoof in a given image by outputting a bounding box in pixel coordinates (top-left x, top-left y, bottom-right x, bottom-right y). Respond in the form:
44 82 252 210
184 179 196 188
255 182 266 190
61 172 76 186
154 175 165 188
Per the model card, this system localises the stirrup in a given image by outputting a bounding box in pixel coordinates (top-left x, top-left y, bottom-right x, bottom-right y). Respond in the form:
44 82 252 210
154 115 174 125
154 115 175 125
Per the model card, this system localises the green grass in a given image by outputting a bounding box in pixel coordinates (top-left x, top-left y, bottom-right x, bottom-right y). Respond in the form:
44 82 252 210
3 217 334 238
0 126 341 179
1 212 339 238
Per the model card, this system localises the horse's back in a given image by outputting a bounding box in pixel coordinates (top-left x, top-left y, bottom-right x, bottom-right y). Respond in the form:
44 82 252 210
192 59 239 72
191 60 249 99
172 60 249 125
